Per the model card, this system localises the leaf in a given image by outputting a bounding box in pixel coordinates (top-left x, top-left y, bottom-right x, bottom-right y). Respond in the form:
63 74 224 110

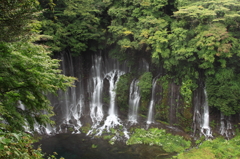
0 144 4 150
6 151 11 155
11 133 20 141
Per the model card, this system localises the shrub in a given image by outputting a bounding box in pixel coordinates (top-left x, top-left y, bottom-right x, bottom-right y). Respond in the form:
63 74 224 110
176 135 240 159
126 128 191 153
138 72 153 101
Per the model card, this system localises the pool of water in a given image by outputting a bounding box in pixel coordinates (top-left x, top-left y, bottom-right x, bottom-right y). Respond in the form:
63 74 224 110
35 134 175 159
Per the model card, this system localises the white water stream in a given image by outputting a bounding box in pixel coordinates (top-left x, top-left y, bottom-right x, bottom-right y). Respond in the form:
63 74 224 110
128 79 141 124
146 77 158 124
200 88 212 138
220 113 235 138
88 55 129 138
89 56 104 129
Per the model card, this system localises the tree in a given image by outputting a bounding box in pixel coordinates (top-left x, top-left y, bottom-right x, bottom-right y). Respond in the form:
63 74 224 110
0 0 75 132
0 42 75 131
106 0 170 61
0 0 40 42
0 0 75 157
39 0 104 55
165 0 240 115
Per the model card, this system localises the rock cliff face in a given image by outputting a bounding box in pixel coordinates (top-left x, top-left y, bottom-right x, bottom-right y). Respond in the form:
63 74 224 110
38 51 238 139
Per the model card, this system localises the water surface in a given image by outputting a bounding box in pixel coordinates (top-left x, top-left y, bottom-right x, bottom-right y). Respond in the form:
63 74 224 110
36 133 174 159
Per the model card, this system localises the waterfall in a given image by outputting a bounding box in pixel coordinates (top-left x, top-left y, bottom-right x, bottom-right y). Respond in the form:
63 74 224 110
193 86 212 138
34 123 55 135
139 58 149 73
17 100 57 135
219 113 235 138
30 52 237 139
95 70 125 135
128 79 141 124
88 55 128 136
58 53 83 133
31 52 75 135
89 56 104 129
147 77 158 124
105 70 125 116
201 88 212 138
18 101 25 110
33 52 84 135
60 53 70 125
70 94 84 134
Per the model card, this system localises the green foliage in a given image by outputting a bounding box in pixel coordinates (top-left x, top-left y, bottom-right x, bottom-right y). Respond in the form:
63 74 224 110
177 107 193 133
103 135 114 140
180 77 198 108
126 128 191 153
91 144 98 148
176 147 215 159
210 120 217 129
138 72 153 101
40 0 104 55
116 74 132 111
206 68 240 115
171 0 240 72
155 75 170 122
177 135 240 159
0 2 75 158
155 104 169 122
80 124 91 134
164 0 240 115
0 0 40 42
106 0 170 60
103 96 110 104
0 42 75 131
0 129 44 159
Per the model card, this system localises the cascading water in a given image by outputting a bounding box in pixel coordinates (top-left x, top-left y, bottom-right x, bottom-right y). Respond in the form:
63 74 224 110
219 113 235 138
61 53 71 125
58 53 83 133
31 52 239 140
17 100 56 135
128 79 141 124
18 101 25 110
146 77 158 124
95 70 125 135
33 52 85 135
89 56 104 129
201 88 212 138
106 70 124 116
193 86 212 138
88 55 129 137
34 123 55 135
70 94 84 134
139 58 149 73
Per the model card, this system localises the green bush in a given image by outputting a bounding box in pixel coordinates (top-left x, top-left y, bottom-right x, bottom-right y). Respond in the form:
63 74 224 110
116 74 132 111
177 135 240 159
138 72 153 101
126 128 191 153
155 75 170 122
0 130 44 159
